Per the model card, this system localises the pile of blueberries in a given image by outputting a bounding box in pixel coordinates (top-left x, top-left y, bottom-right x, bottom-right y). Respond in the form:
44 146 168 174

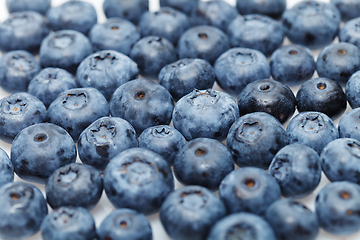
3 0 360 239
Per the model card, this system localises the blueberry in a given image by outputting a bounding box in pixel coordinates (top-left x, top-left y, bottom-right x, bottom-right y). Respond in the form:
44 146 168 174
110 79 174 134
97 208 152 240
0 50 41 93
0 11 50 52
191 0 238 32
0 148 13 187
46 163 103 210
160 185 226 240
28 67 77 108
265 199 319 240
0 182 48 239
0 92 46 143
339 108 360 140
339 17 360 48
227 112 288 169
270 44 316 86
89 18 140 55
78 117 138 171
6 0 51 15
158 58 215 101
77 50 139 100
346 70 360 108
47 0 97 35
39 30 93 73
296 78 347 119
236 0 286 19
139 7 191 45
138 125 186 166
269 144 321 198
286 111 339 154
315 181 360 235
173 138 234 191
321 138 360 184
172 89 239 141
104 148 174 215
130 36 177 78
41 206 97 240
10 123 77 183
207 212 277 240
282 1 341 49
177 25 230 65
237 79 296 124
219 167 281 215
47 87 109 141
214 47 270 96
227 14 284 56
159 0 199 15
331 0 360 21
103 0 149 25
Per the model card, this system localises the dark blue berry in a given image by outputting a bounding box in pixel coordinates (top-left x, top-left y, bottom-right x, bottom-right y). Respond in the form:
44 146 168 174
103 0 149 25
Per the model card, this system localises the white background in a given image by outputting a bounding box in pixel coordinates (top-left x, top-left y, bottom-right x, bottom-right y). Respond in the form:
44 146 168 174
0 0 357 239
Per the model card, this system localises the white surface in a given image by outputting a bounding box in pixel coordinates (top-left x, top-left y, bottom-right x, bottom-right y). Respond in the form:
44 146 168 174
0 0 357 239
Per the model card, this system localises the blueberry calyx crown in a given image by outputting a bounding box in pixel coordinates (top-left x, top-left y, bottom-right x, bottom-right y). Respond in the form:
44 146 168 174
225 223 256 239
120 158 156 185
89 122 116 144
346 141 360 158
61 92 87 110
8 54 35 72
179 190 208 210
90 52 117 70
301 114 324 133
5 184 34 209
232 51 256 66
5 12 32 26
3 98 28 115
296 1 323 16
152 126 171 137
235 122 262 142
57 166 78 185
50 33 75 49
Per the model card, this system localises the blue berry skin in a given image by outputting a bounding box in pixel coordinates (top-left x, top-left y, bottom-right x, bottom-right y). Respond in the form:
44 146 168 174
0 149 13 187
158 58 215 101
174 138 234 191
0 11 50 53
110 79 174 134
286 111 339 155
10 123 77 183
89 18 140 55
28 68 76 108
236 0 286 19
296 78 347 119
103 0 149 25
130 36 177 78
160 0 199 15
227 14 284 56
214 47 270 96
315 181 360 235
237 79 296 124
48 87 109 141
172 89 239 141
98 208 152 240
138 125 186 166
160 185 226 240
78 117 138 171
77 50 139 100
41 206 97 240
0 50 40 93
208 212 277 240
270 44 316 86
346 70 360 108
227 112 288 169
317 42 360 85
0 182 48 240
46 163 103 210
47 1 97 35
339 108 360 140
177 25 230 65
219 167 281 215
339 17 360 48
331 0 360 21
139 7 191 45
0 92 46 143
282 1 341 49
321 138 360 183
269 144 321 198
6 0 51 15
191 0 238 32
39 30 93 73
265 199 319 240
104 148 174 215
